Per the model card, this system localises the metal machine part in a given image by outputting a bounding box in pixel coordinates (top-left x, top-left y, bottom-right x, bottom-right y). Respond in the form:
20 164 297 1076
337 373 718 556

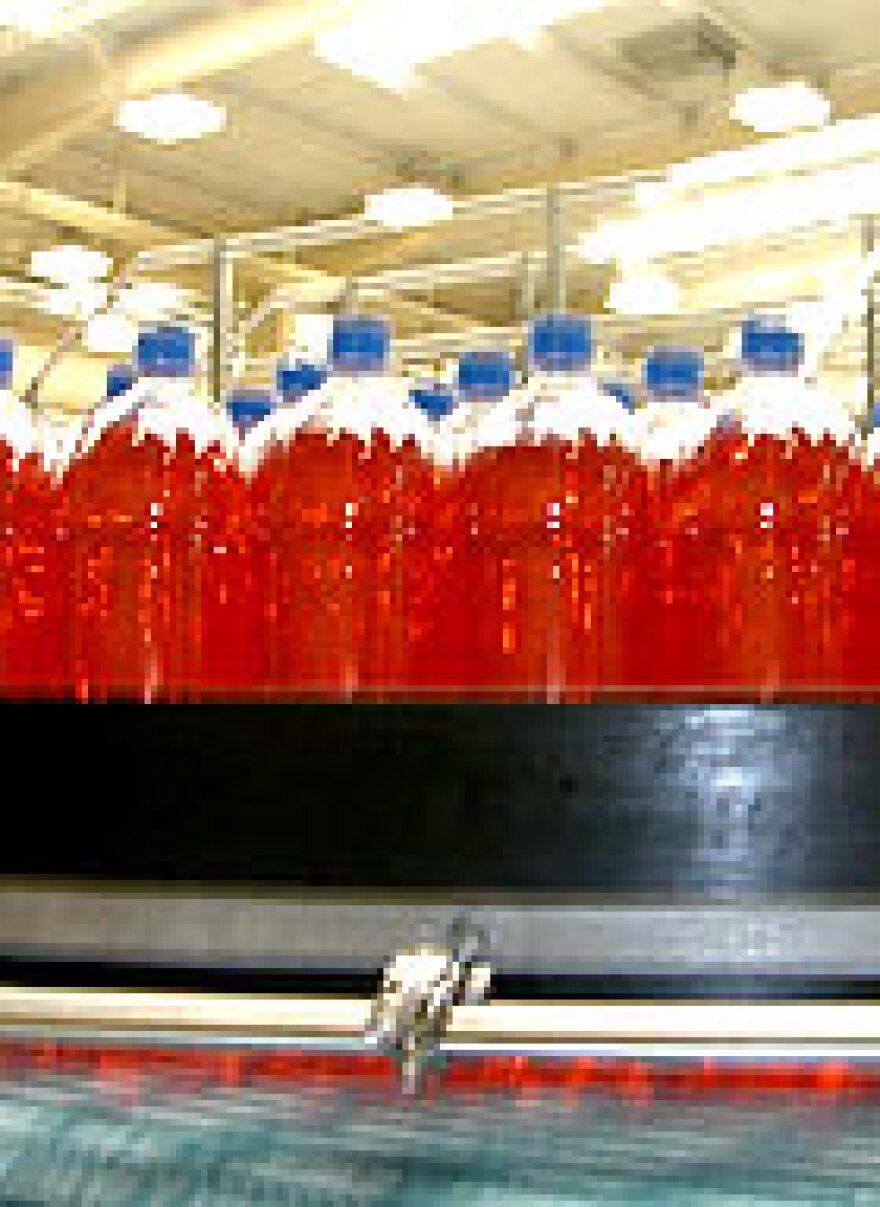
365 919 492 1092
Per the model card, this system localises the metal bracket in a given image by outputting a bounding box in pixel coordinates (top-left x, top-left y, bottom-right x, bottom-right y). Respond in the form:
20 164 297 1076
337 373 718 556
365 918 492 1094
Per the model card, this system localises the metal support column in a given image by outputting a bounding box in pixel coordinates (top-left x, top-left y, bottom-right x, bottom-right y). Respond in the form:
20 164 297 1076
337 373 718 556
546 185 566 314
212 237 234 409
518 252 537 379
865 215 877 423
340 278 359 315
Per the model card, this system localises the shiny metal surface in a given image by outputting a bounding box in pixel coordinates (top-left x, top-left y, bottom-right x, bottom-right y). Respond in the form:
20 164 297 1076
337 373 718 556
2 884 880 980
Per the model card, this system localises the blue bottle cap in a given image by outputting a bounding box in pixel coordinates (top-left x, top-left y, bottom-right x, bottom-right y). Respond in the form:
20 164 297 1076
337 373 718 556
106 363 135 400
228 388 273 435
136 325 196 378
741 317 803 373
276 360 327 400
528 314 592 373
601 379 636 413
0 337 12 390
330 316 390 374
457 349 514 402
411 383 456 420
644 346 704 401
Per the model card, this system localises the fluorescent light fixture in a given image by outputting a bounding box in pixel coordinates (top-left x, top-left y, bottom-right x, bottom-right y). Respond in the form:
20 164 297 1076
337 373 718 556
609 270 680 316
583 160 880 264
118 281 185 322
40 282 110 319
0 0 61 33
637 115 880 208
365 185 454 230
116 92 226 144
31 244 110 285
316 0 605 90
732 81 830 135
84 312 137 356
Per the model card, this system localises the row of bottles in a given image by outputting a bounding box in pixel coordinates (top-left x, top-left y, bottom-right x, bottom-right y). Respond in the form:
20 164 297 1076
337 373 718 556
0 317 877 699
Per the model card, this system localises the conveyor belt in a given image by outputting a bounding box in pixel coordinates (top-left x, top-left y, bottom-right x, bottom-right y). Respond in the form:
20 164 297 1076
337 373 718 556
2 1063 880 1202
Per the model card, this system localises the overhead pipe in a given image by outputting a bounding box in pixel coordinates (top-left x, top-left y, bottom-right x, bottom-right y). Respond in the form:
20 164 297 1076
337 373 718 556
0 0 369 171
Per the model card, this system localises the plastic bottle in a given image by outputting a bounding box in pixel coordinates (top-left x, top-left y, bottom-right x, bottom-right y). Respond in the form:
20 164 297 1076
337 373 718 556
399 381 465 695
256 317 407 697
452 347 518 695
710 318 856 694
106 363 136 402
0 336 57 697
237 359 329 696
527 317 640 700
635 347 719 693
66 325 237 700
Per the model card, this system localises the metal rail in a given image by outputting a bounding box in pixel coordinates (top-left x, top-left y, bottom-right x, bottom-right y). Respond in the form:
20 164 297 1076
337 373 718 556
2 989 880 1058
4 885 880 981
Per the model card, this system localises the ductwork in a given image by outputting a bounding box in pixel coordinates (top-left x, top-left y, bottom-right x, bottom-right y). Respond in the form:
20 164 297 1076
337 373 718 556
0 0 367 171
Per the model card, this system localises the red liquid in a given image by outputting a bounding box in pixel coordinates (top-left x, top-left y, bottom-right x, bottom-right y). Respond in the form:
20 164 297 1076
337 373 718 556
351 428 404 698
563 435 647 698
634 442 721 696
0 441 60 697
3 392 877 701
198 441 257 698
252 428 364 697
459 437 562 699
65 421 209 701
398 438 448 695
843 452 880 694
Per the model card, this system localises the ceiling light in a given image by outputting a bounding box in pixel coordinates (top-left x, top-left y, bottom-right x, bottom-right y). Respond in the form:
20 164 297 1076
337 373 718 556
609 270 680 316
639 114 880 208
365 185 454 229
0 0 136 37
316 0 605 90
0 0 61 34
84 313 137 356
40 282 110 319
118 281 185 321
30 244 110 285
583 160 880 264
732 81 830 135
116 92 226 144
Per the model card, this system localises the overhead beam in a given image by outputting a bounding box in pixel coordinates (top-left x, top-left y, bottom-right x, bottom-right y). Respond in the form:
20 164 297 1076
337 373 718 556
0 176 471 336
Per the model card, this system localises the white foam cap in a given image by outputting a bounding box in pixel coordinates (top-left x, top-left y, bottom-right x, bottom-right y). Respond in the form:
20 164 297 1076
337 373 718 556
634 399 719 464
0 389 38 462
530 376 638 447
239 374 427 475
717 375 856 444
65 378 238 470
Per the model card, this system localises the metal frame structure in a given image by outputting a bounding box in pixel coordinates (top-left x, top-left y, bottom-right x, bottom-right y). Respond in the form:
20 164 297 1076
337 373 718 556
17 160 880 409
